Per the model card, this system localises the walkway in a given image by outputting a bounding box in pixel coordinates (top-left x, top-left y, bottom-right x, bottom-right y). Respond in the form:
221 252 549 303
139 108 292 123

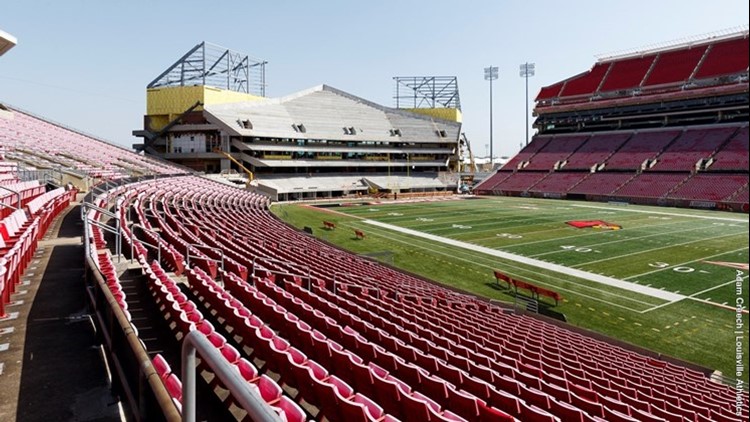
0 197 120 421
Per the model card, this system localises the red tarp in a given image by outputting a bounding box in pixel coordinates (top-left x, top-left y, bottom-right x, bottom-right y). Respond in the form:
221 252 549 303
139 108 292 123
566 220 621 230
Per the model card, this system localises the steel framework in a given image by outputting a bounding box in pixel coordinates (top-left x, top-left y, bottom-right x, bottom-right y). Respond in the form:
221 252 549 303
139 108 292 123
393 76 461 110
148 42 267 96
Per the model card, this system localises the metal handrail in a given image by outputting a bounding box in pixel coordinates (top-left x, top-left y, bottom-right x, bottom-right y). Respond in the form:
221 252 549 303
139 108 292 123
0 201 19 211
0 185 22 210
251 256 310 280
181 331 282 422
186 243 225 274
128 223 162 265
81 202 122 261
85 253 181 422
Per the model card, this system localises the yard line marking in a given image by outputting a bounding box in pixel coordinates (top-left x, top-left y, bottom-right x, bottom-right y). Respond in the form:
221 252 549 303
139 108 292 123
623 246 749 280
533 223 726 259
570 204 749 223
639 274 749 314
350 222 656 311
689 297 748 313
432 208 657 235
421 209 596 233
473 217 691 247
363 219 684 302
571 232 746 267
354 201 523 222
685 275 748 299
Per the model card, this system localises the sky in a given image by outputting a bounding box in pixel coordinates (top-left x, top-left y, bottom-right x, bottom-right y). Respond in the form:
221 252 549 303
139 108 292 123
1 0 748 159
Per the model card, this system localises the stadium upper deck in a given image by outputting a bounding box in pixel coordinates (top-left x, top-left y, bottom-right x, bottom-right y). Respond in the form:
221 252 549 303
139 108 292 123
1 105 188 183
535 30 749 113
476 29 749 212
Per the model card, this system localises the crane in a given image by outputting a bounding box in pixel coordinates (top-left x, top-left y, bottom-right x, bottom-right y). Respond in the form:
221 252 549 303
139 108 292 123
458 133 475 193
212 148 255 188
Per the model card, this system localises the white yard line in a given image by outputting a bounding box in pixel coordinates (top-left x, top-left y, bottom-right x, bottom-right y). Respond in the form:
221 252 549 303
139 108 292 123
570 204 749 223
470 215 688 243
568 231 745 266
533 224 721 258
688 274 748 298
363 219 685 302
623 246 749 280
353 223 653 312
443 210 673 239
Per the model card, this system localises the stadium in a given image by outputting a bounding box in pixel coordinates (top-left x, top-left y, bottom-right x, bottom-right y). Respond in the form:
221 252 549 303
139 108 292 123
1 8 749 422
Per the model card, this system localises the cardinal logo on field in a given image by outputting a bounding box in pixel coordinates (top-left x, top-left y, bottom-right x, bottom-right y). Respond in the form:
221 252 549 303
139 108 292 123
566 220 622 230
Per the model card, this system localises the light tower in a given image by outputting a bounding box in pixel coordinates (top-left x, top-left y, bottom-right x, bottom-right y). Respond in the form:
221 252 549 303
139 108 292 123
519 62 535 146
484 66 498 166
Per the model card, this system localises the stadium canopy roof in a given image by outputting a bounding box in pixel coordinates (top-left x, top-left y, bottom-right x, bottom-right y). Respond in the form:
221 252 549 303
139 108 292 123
204 84 461 143
595 25 749 62
0 29 17 57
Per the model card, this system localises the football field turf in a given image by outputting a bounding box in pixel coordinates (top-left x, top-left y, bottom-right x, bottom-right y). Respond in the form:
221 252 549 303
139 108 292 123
273 196 749 383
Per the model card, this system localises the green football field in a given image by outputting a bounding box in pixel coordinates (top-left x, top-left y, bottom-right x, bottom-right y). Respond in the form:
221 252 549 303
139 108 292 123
272 196 749 383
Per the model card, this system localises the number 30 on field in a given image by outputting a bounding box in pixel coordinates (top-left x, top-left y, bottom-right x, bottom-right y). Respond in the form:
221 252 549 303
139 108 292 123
648 262 695 273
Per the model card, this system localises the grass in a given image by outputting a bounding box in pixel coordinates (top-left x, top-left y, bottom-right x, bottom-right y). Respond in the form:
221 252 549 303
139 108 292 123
272 196 749 382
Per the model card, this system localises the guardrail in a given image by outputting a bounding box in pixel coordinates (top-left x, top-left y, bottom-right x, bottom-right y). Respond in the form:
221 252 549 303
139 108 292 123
181 331 283 422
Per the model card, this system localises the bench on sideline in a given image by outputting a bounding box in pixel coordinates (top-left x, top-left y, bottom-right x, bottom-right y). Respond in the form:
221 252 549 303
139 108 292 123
494 270 562 305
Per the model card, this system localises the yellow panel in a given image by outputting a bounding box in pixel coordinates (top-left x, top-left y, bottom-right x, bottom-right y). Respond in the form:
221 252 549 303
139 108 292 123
406 108 462 123
147 115 170 131
146 86 206 116
146 86 262 116
203 86 263 105
146 86 264 131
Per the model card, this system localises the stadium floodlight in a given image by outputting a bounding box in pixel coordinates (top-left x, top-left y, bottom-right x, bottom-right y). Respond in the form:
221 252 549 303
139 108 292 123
484 66 499 166
519 62 535 146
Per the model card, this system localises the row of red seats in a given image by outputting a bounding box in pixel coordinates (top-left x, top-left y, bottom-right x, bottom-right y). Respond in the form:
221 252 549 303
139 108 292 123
150 263 306 421
127 182 500 422
564 133 631 170
191 267 400 421
477 169 748 204
342 288 745 421
100 176 748 421
0 109 186 177
0 180 46 219
111 201 309 422
523 135 589 171
1 184 74 317
650 127 736 171
495 125 745 174
536 35 749 101
105 185 302 420
668 174 749 202
164 184 472 304
247 276 514 422
709 127 749 171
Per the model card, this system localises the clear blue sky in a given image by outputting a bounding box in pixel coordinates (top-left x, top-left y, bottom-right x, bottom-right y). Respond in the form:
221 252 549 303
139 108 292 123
1 0 748 158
